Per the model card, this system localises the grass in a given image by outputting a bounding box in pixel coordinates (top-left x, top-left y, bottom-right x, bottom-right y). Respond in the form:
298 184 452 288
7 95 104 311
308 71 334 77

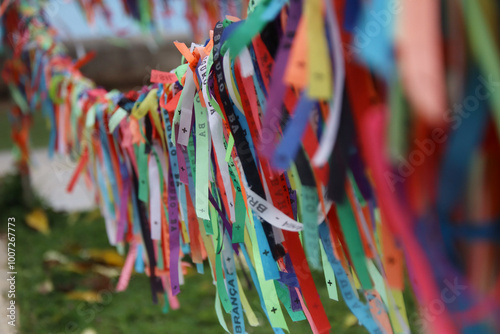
0 172 418 334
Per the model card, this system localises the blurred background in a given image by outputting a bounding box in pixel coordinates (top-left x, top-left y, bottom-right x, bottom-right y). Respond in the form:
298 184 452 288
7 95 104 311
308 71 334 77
0 1 418 333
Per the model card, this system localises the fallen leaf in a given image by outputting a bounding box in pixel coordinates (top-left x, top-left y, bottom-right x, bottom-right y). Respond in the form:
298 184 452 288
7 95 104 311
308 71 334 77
60 261 93 274
36 279 54 294
82 249 124 267
81 273 112 291
81 328 97 334
43 250 70 265
92 265 121 278
343 313 358 328
65 291 102 303
25 208 50 235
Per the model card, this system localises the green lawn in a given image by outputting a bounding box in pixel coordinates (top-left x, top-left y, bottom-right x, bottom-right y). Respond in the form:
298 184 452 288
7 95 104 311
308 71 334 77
0 172 417 334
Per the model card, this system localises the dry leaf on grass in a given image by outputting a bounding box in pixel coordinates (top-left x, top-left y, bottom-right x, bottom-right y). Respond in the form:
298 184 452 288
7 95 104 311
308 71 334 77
65 291 102 303
25 208 50 234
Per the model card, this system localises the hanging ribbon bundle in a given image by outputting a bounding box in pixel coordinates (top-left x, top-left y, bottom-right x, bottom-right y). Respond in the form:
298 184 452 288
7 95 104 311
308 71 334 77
75 0 244 39
3 0 500 333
